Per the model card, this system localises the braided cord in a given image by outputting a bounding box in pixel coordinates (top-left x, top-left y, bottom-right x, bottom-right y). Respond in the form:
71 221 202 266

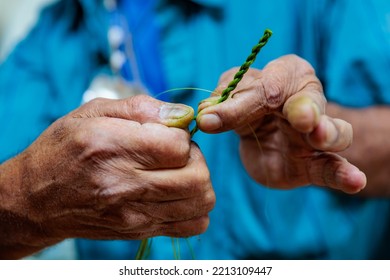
190 29 273 136
218 29 272 103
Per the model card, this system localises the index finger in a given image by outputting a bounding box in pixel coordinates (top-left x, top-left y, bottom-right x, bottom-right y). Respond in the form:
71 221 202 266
196 55 326 133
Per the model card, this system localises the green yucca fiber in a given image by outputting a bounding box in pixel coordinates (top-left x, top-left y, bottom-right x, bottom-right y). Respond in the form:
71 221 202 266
190 29 272 136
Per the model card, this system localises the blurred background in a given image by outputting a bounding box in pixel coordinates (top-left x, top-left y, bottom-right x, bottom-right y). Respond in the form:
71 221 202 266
0 0 76 259
0 0 57 61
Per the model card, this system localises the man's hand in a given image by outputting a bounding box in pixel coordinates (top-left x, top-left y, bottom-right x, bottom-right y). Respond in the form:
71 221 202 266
196 55 366 194
0 95 215 259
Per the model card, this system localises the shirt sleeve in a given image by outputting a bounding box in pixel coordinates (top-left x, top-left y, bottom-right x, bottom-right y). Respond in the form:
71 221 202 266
318 0 390 107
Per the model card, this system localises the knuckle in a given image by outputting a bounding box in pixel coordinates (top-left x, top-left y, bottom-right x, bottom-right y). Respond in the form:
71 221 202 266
202 189 216 213
114 217 134 232
125 95 143 113
194 216 210 235
128 93 151 105
166 132 191 159
81 97 108 114
94 186 120 208
197 169 212 192
338 120 353 150
193 157 211 184
259 55 322 113
119 215 148 232
289 54 316 75
124 94 154 121
72 128 92 151
72 121 113 162
88 97 108 106
179 216 211 237
255 76 283 112
75 132 99 159
108 206 152 232
144 127 190 166
185 168 211 197
182 187 215 220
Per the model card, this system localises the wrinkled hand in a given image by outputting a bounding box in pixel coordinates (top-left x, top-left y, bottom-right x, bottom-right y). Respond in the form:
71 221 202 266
196 55 366 194
14 95 215 245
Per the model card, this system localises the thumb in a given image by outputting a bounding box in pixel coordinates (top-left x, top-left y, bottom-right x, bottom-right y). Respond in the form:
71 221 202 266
195 69 263 133
72 95 194 129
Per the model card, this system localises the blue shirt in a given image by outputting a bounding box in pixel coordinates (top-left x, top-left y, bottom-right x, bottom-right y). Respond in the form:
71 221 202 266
1 0 390 259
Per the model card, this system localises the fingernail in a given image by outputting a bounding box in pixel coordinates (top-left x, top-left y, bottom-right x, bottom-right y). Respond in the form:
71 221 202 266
160 104 194 128
199 114 222 131
160 104 192 120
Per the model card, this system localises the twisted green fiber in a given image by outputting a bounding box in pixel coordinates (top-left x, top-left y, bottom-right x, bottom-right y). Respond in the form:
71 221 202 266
190 29 272 137
218 29 272 102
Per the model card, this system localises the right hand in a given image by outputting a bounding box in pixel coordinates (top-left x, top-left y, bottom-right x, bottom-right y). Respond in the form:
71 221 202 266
196 55 366 193
6 95 215 248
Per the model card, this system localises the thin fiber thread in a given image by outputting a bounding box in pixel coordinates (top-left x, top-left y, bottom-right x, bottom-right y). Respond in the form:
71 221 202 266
136 29 273 260
190 29 273 136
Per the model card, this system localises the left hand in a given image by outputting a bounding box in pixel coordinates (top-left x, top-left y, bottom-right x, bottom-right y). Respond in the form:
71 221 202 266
196 55 366 194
